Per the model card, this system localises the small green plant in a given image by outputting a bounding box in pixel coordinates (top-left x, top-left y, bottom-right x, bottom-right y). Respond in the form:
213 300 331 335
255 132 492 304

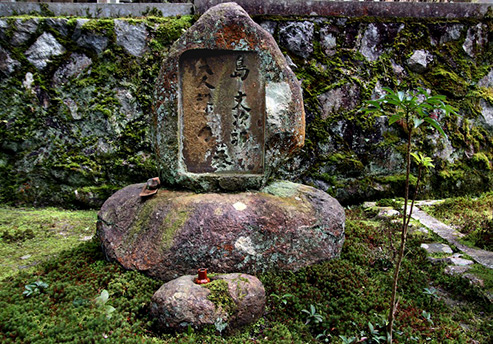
423 287 439 299
271 293 293 306
214 317 228 334
339 335 357 344
301 304 324 325
363 87 456 343
315 329 333 342
95 289 116 319
422 311 433 325
23 280 49 297
366 321 388 343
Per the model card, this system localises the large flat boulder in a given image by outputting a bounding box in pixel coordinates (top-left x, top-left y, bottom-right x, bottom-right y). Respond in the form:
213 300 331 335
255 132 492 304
97 181 345 281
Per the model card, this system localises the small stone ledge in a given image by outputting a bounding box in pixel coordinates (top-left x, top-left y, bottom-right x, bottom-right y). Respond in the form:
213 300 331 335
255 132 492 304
0 3 193 18
196 0 492 19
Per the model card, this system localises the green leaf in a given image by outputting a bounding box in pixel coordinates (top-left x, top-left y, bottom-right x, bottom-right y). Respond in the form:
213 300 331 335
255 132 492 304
388 114 402 126
424 117 447 138
96 289 109 305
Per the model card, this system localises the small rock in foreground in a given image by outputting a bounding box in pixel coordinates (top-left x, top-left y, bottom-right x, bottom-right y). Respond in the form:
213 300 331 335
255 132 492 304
150 273 265 332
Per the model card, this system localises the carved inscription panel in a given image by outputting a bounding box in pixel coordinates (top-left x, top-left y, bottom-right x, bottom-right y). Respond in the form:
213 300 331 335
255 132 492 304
180 50 265 174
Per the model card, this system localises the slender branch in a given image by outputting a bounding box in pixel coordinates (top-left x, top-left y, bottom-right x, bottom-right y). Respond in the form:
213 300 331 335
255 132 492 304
387 118 412 343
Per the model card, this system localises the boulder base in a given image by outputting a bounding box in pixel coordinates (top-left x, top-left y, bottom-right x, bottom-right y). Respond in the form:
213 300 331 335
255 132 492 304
97 181 345 281
150 273 265 332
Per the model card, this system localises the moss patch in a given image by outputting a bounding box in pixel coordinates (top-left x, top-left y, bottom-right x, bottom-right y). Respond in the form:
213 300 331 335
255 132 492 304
204 279 237 318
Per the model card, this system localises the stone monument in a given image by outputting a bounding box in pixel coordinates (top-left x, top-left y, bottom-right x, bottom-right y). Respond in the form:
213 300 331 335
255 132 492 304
97 2 345 284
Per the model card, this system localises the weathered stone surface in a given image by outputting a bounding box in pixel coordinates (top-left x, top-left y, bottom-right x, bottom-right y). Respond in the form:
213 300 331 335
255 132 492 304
153 2 305 192
0 3 193 18
478 69 493 88
421 243 453 254
439 24 464 45
279 21 314 59
115 20 148 57
359 23 381 62
444 265 471 276
25 32 66 70
447 257 474 266
407 50 433 73
318 84 360 119
0 19 7 40
358 23 403 62
376 207 400 219
0 46 20 76
462 23 488 58
45 18 70 37
73 19 109 55
195 1 492 18
62 98 80 120
97 181 345 281
259 21 277 36
320 26 337 56
53 52 92 86
479 99 493 132
11 18 39 46
150 273 265 331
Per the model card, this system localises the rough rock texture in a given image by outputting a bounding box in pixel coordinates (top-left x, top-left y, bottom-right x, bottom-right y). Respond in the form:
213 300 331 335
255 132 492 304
0 46 20 76
97 181 345 281
318 83 361 119
358 23 403 62
115 20 148 57
153 2 305 192
463 23 488 57
53 53 92 86
45 18 70 37
150 273 265 331
407 49 433 73
73 19 109 55
11 18 39 46
25 32 66 70
279 21 314 59
420 243 453 255
0 19 7 40
320 26 337 56
478 69 493 88
479 99 493 131
0 10 492 207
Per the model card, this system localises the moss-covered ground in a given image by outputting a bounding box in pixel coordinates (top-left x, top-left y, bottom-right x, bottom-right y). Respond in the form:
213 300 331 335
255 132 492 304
0 200 491 343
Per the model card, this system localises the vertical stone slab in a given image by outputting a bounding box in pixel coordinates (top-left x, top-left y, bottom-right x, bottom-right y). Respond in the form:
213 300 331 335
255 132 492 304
153 2 305 191
180 50 265 174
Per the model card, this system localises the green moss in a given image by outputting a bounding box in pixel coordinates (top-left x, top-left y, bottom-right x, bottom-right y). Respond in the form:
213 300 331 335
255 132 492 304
80 19 115 35
160 209 189 249
471 152 492 170
204 279 237 317
262 180 299 198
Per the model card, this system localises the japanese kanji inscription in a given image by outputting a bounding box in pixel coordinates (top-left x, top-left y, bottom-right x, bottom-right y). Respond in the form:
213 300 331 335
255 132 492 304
180 50 265 174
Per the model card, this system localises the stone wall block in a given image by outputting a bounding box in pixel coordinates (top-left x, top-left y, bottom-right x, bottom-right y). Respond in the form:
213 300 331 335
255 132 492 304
0 46 20 76
115 20 148 57
53 52 92 86
25 32 66 70
72 19 109 55
279 21 314 59
11 18 39 46
463 23 488 58
407 49 434 73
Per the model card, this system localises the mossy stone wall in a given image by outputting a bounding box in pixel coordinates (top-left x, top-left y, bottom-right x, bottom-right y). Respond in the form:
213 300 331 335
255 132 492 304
0 12 491 207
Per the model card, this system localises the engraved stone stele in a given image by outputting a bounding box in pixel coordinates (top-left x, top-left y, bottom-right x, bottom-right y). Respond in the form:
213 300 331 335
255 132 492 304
153 2 305 191
98 4 345 331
